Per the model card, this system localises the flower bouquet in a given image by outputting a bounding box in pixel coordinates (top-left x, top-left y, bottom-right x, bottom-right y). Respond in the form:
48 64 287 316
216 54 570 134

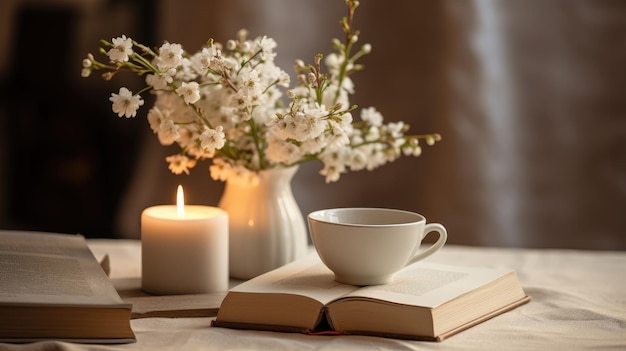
81 0 440 185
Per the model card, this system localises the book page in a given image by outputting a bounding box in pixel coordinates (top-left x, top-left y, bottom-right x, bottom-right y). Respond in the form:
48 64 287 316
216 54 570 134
340 261 514 308
230 252 356 304
0 253 93 296
0 231 125 306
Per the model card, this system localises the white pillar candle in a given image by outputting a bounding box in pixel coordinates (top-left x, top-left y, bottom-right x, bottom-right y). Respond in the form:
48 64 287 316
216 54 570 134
141 185 229 295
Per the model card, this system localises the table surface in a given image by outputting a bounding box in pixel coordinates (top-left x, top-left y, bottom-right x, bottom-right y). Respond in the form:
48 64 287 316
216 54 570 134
2 240 625 351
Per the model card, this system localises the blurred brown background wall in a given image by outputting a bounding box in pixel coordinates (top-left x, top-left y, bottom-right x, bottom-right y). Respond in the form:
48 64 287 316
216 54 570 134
1 0 625 250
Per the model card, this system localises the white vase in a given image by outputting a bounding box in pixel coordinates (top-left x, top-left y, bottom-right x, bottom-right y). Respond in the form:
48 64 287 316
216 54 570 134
218 165 309 279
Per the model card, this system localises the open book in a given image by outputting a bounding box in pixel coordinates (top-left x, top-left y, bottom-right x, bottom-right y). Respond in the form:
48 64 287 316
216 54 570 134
0 230 135 344
212 252 530 341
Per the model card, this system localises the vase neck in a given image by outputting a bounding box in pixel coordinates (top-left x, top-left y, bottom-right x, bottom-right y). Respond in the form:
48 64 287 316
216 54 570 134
225 165 299 189
258 165 299 183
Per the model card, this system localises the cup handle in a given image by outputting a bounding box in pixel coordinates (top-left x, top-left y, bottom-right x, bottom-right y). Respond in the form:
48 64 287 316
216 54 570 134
406 223 447 266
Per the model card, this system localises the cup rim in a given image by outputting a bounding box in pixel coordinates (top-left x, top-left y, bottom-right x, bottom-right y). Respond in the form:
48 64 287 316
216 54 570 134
307 207 425 227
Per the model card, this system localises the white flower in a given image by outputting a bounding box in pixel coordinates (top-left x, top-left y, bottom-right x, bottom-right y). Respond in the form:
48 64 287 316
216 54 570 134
207 49 230 72
109 87 144 118
177 125 203 156
364 144 387 171
146 72 173 90
209 158 259 186
361 107 383 127
200 126 226 153
239 67 261 93
266 133 301 164
271 115 297 140
158 120 180 145
166 154 195 175
108 35 133 62
175 81 201 104
194 46 219 73
147 106 165 133
157 42 184 70
295 110 326 142
257 36 277 61
365 125 381 142
323 121 350 151
172 57 197 81
319 151 347 183
155 92 196 123
386 121 406 137
147 106 179 145
300 135 326 155
325 53 343 75
346 148 368 171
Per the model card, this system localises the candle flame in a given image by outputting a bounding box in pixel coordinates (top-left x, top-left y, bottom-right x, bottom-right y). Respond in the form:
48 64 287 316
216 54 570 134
177 185 185 219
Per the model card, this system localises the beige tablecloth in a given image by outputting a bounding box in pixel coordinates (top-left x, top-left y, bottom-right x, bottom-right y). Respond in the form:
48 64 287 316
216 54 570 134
1 240 625 351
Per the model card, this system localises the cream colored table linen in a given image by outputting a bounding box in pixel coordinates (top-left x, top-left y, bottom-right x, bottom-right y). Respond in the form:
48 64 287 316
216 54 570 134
0 240 624 351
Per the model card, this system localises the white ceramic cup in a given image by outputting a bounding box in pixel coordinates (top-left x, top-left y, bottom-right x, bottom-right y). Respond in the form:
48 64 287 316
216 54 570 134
307 208 447 285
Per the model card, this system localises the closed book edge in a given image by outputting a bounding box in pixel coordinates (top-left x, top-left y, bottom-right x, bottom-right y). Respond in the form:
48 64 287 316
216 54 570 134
0 230 136 343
